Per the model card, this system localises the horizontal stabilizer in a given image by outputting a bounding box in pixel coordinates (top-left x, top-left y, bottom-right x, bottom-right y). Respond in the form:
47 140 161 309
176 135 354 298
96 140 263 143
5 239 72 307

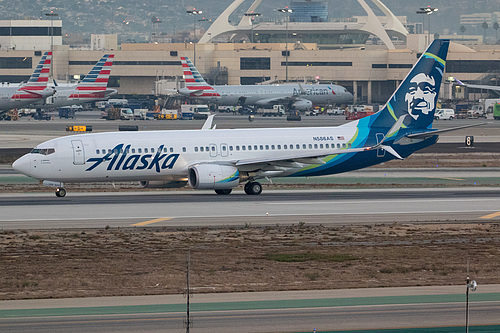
406 122 487 139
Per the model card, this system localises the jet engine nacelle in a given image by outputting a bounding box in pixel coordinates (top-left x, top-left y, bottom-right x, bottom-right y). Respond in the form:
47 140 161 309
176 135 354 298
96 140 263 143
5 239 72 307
188 164 239 190
292 99 313 111
139 180 188 188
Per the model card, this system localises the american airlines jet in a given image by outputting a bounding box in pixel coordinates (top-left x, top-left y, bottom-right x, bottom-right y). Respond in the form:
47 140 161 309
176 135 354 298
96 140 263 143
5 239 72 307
14 40 471 197
178 57 353 110
31 54 117 108
0 52 54 113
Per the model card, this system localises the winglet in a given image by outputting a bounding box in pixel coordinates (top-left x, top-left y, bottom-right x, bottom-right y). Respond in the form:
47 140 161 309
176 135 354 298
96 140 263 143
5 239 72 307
201 114 215 130
297 83 307 95
453 77 465 86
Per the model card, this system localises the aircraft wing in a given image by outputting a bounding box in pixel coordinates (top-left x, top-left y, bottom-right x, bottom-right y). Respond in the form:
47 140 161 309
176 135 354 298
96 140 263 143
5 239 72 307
232 115 406 168
453 78 500 92
255 96 298 105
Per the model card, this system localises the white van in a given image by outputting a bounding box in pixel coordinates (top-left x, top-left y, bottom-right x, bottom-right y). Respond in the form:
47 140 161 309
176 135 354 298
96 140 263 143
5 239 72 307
434 108 455 120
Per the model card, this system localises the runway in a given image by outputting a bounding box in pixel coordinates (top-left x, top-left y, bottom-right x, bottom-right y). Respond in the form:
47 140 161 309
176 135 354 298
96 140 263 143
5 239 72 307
1 286 499 332
2 187 500 229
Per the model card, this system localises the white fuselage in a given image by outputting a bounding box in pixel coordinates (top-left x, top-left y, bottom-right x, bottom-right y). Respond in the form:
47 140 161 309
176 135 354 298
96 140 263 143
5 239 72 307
0 86 54 111
13 124 359 184
31 86 117 108
182 84 353 108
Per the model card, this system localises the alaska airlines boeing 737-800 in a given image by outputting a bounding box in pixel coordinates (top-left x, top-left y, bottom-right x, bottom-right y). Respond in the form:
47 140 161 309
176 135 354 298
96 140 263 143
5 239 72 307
0 52 54 114
15 40 474 197
178 56 353 110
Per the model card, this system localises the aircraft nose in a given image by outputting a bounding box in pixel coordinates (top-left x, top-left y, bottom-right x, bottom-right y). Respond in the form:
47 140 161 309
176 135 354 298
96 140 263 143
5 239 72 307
12 154 31 177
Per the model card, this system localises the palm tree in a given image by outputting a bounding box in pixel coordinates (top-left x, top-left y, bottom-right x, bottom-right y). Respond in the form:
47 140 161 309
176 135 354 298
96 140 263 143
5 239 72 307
482 21 488 44
494 22 499 43
460 25 466 42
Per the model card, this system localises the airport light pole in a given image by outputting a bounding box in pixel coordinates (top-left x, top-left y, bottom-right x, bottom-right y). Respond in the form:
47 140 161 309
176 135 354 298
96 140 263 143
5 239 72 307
416 6 438 45
244 12 261 43
186 9 203 66
278 8 293 83
45 11 58 77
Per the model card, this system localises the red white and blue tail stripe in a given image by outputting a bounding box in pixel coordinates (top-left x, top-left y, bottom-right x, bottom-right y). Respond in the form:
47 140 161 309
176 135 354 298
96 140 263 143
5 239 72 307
180 56 219 97
72 54 114 98
18 51 52 94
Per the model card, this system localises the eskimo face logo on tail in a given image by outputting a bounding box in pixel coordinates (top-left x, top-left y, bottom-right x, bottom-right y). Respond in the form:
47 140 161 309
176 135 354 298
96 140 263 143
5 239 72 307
85 144 179 172
405 73 436 120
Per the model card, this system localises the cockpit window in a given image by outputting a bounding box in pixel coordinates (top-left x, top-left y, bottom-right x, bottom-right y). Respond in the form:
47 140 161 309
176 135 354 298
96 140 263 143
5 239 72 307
30 148 55 155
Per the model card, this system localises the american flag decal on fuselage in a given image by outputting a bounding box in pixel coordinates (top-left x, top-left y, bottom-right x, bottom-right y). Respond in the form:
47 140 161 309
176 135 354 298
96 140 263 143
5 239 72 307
181 56 220 97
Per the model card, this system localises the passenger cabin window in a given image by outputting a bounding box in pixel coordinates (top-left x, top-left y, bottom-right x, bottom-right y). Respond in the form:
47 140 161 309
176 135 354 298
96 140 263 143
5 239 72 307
242 146 246 151
132 148 136 153
236 146 240 151
296 144 300 149
96 149 99 154
145 148 148 153
151 148 155 153
194 147 198 152
163 148 168 152
254 145 258 150
303 144 306 149
248 145 252 151
138 148 142 153
200 147 204 152
170 148 174 152
102 149 106 154
182 147 186 152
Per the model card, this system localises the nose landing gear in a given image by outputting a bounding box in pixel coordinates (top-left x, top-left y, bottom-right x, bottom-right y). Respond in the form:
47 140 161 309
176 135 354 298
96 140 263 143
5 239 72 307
55 188 67 197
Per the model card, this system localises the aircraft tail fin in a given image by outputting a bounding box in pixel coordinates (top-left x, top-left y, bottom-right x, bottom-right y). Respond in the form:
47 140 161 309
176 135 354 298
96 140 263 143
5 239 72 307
180 56 217 96
76 54 114 93
370 39 450 131
20 51 52 91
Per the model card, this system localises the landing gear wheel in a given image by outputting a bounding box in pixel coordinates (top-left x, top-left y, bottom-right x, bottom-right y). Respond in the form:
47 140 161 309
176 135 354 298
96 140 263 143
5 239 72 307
215 189 232 195
55 188 66 197
244 181 262 195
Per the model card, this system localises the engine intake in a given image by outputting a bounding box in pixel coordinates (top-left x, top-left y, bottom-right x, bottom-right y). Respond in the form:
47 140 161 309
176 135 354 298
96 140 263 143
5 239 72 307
188 164 240 190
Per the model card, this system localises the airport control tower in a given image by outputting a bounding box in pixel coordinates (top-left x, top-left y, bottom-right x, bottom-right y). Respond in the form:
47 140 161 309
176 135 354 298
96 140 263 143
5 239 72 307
289 1 328 23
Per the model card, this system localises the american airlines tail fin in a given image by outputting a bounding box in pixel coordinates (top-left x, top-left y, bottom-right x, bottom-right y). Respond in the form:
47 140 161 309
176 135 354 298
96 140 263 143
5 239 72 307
19 51 52 93
370 39 450 131
75 54 115 97
180 56 218 96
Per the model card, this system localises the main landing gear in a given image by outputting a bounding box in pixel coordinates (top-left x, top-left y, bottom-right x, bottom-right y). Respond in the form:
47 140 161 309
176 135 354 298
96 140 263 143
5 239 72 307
55 187 67 197
244 181 262 195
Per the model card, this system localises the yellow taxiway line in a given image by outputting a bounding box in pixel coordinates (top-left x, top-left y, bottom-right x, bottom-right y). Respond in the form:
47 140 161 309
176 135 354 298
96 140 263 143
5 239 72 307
132 218 172 226
479 212 500 220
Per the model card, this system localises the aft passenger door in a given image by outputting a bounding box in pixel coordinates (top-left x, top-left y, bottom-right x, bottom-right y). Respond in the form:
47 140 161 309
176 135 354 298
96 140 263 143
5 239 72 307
71 140 86 165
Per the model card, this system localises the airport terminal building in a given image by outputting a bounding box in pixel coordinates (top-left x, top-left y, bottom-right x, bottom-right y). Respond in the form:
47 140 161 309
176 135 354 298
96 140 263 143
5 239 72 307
0 0 499 105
